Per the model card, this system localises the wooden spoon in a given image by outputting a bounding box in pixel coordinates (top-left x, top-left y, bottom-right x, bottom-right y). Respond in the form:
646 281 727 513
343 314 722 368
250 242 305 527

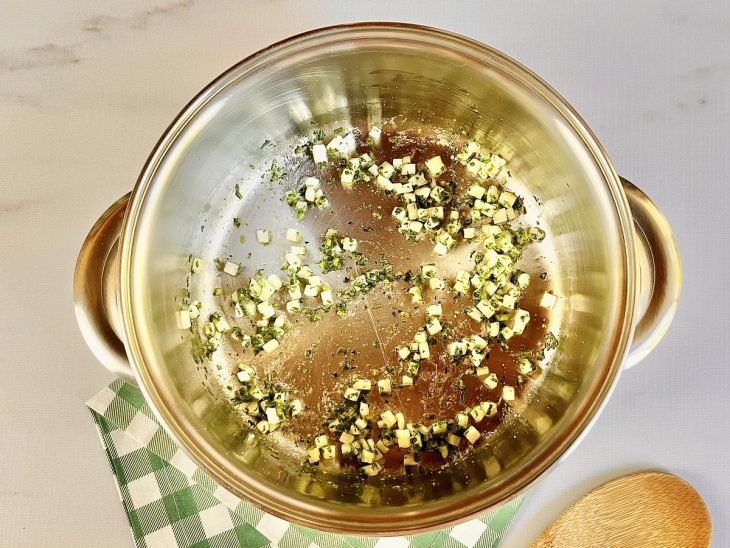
531 472 712 548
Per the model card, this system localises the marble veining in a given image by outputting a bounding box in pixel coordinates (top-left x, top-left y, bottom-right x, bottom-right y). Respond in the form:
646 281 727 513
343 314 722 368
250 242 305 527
0 198 38 216
0 44 80 73
676 62 730 81
0 93 42 107
82 0 194 33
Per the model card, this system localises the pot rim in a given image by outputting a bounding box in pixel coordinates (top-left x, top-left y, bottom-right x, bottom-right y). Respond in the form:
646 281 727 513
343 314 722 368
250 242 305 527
118 22 636 535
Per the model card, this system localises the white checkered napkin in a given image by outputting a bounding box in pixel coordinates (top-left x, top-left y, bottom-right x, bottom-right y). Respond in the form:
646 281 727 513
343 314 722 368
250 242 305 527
87 380 526 547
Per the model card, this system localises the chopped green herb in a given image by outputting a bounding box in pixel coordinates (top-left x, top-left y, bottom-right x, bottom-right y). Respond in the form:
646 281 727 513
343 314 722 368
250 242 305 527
269 160 284 183
303 307 323 322
305 343 318 360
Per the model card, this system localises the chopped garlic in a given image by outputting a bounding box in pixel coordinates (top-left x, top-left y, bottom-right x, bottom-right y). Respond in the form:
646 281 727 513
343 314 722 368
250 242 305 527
341 237 358 252
312 144 327 164
467 307 482 322
483 373 498 389
476 300 495 318
352 379 371 391
330 132 352 154
256 229 272 245
304 186 316 202
408 220 423 233
518 358 536 375
378 379 392 395
424 156 445 177
464 426 481 444
257 302 275 319
502 386 516 401
381 410 397 428
493 208 508 224
428 277 445 291
362 463 382 476
409 286 423 303
223 261 241 276
359 402 370 418
307 447 320 463
419 341 430 359
343 387 360 401
426 318 442 335
303 284 319 297
368 126 382 146
512 273 528 288
395 429 411 448
340 169 355 187
258 284 276 302
400 163 416 176
509 309 530 334
481 401 497 417
286 229 301 243
470 406 486 423
320 289 334 307
213 316 230 332
266 407 281 424
319 445 334 460
261 339 280 353
376 175 393 191
379 162 395 179
468 184 485 199
339 431 355 444
288 284 302 299
498 191 517 208
433 242 448 256
540 291 558 309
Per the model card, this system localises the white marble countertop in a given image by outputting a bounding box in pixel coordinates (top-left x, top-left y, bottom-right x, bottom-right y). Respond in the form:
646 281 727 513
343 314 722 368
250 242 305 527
2 1 729 546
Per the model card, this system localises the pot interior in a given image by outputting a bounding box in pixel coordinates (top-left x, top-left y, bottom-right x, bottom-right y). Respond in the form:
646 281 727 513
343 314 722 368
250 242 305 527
123 25 631 533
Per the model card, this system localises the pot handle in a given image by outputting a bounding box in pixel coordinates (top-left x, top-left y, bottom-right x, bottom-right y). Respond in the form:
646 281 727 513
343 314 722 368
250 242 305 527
73 193 136 383
621 177 682 368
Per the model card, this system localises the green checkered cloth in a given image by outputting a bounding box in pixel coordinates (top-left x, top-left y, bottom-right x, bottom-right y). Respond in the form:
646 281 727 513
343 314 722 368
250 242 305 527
87 379 525 547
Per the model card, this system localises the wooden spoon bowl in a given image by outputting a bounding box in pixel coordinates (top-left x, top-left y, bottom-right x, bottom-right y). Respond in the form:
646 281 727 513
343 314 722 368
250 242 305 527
531 472 712 547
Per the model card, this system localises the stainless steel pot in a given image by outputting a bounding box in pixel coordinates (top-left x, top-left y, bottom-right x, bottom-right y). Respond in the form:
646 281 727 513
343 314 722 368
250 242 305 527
74 23 681 535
